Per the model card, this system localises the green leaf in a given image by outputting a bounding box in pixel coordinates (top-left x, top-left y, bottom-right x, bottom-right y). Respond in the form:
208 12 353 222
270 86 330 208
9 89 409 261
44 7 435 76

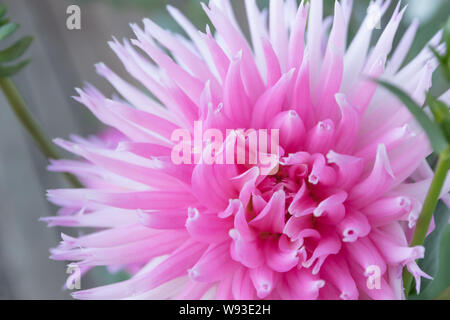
410 223 450 300
430 45 450 82
0 4 7 20
426 94 450 142
429 45 445 65
0 36 33 63
0 59 30 78
427 94 449 123
416 201 450 294
377 80 448 153
444 18 450 54
0 22 18 41
0 18 10 27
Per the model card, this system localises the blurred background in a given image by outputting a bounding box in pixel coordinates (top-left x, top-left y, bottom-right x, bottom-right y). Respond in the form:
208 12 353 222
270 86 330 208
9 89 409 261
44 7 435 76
0 0 448 299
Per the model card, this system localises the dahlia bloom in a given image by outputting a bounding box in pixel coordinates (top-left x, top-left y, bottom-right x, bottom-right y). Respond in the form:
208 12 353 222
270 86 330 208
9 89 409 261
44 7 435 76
44 0 450 300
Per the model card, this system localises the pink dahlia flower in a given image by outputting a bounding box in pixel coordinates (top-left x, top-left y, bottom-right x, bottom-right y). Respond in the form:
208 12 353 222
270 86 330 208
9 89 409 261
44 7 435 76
44 0 450 300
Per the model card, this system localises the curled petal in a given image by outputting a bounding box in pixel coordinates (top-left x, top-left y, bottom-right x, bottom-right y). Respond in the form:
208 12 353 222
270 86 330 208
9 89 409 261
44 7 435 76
250 190 286 234
337 210 371 242
186 208 233 243
250 265 277 299
189 242 236 282
349 144 395 208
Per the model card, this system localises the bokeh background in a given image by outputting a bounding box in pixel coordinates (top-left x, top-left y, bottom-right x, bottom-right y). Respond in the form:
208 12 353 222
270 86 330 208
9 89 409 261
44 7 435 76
0 0 449 299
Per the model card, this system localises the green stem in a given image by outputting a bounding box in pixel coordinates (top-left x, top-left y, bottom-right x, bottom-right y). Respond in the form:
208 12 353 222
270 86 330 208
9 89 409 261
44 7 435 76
403 147 450 296
0 77 82 188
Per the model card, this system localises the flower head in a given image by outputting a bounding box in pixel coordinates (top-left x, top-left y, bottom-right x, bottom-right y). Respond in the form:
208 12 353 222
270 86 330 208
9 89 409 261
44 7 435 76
45 0 450 300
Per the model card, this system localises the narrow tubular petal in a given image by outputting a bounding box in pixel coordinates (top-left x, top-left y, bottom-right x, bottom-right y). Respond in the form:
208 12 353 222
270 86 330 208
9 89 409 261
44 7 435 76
364 3 406 74
370 228 425 265
232 267 256 300
355 125 415 161
264 237 299 273
320 255 358 300
341 0 353 47
288 1 308 70
223 53 252 126
361 196 421 227
387 133 431 186
51 231 188 267
72 240 208 299
175 281 214 300
280 269 325 300
349 144 395 208
74 89 173 146
138 209 187 230
245 0 268 80
313 1 345 122
342 0 391 91
186 208 233 243
86 190 198 210
57 224 158 249
229 232 264 269
334 93 360 153
41 208 140 228
250 265 277 299
394 30 442 85
127 277 190 300
326 151 364 190
200 29 230 84
270 0 289 72
132 34 204 106
251 69 295 128
307 0 323 89
141 18 215 83
348 55 386 114
337 210 371 242
106 39 171 109
94 63 171 120
167 5 220 78
189 242 236 282
269 110 305 155
202 2 264 102
313 191 347 224
306 119 336 154
288 183 316 217
57 142 187 190
344 237 387 277
302 232 341 275
116 142 172 158
250 190 286 234
308 154 337 186
291 52 314 128
385 18 419 75
283 215 321 244
191 157 238 212
262 37 282 87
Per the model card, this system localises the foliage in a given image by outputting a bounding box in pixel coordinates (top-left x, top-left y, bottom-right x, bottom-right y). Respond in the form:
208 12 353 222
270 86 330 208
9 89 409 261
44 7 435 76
0 4 33 78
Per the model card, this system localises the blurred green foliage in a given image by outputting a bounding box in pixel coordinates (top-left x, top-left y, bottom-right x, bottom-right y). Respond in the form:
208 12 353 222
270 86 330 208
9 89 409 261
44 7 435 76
0 3 33 78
